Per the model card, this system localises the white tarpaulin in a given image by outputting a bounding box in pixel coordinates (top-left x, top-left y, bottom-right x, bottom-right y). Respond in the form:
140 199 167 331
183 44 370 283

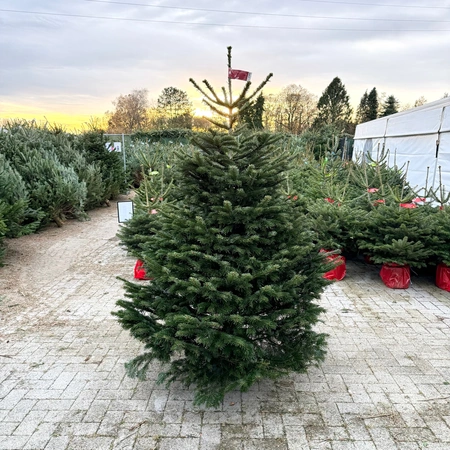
353 97 450 195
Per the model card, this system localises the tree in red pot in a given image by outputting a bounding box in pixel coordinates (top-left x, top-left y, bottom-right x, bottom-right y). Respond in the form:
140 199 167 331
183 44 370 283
355 203 439 289
430 206 450 291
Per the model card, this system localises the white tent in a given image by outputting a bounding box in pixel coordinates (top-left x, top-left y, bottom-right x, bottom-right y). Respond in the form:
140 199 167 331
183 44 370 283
353 97 450 195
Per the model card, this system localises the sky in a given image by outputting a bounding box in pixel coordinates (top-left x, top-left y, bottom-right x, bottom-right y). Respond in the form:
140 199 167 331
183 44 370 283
1 0 449 130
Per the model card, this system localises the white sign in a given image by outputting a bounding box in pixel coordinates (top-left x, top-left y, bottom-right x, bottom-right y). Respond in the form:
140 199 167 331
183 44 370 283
106 142 122 152
117 201 134 223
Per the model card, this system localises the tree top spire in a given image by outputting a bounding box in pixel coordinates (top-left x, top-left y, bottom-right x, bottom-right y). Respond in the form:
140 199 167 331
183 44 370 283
189 46 273 133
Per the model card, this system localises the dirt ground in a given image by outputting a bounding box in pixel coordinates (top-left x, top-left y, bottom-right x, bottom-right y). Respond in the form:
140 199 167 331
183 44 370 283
0 194 134 328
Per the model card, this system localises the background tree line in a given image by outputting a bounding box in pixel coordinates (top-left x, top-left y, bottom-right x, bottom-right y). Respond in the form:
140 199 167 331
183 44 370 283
103 78 441 136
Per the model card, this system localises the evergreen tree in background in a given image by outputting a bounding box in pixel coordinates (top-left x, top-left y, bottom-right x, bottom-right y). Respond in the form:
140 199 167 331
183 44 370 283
0 153 42 265
355 203 439 267
0 153 42 238
0 204 7 265
0 129 87 227
357 87 378 124
115 47 330 407
356 90 369 124
366 87 379 121
239 93 265 130
313 77 353 133
380 95 399 117
76 132 126 203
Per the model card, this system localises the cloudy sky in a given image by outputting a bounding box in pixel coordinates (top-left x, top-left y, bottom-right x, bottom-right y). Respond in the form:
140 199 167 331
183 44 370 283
1 0 449 129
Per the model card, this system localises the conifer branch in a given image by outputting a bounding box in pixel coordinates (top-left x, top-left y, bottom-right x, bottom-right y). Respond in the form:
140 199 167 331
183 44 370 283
222 87 229 105
189 78 226 107
202 80 227 106
202 101 231 119
205 117 230 131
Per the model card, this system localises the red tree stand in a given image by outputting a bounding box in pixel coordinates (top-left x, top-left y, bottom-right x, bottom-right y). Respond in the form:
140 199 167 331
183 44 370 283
436 263 450 292
380 263 410 289
322 251 346 281
134 259 153 280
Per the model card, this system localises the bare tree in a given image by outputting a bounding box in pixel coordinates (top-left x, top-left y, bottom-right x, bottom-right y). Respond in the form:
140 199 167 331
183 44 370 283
264 84 317 134
106 89 150 133
414 96 427 107
401 96 427 111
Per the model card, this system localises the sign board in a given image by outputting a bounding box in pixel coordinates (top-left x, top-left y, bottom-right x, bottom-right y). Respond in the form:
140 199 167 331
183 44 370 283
117 201 134 223
106 142 122 152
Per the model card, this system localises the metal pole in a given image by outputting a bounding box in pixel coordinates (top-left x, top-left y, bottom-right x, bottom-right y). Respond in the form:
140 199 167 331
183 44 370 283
122 133 126 172
227 46 233 133
122 133 128 192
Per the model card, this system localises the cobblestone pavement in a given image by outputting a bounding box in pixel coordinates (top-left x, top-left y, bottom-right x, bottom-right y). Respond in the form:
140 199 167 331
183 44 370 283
1 199 450 450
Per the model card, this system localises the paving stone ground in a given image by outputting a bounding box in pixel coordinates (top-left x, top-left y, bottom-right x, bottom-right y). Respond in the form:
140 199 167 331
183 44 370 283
1 197 450 450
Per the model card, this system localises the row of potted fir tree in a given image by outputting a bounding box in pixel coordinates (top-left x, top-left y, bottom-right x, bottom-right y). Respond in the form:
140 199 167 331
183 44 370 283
307 190 450 290
281 141 450 290
127 186 450 291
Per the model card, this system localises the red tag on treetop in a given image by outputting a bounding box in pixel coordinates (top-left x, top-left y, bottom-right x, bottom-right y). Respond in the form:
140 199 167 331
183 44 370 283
228 69 252 81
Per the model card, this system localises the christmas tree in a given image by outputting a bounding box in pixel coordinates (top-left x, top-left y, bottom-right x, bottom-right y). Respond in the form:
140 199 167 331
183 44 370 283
355 202 439 267
114 48 329 407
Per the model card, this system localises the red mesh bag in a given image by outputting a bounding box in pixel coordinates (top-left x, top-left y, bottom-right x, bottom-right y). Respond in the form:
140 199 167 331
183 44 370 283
380 263 410 289
321 251 346 281
134 259 153 280
436 263 450 292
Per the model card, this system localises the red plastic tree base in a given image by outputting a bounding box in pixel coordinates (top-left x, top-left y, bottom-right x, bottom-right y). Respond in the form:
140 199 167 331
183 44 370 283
380 263 410 289
322 252 346 281
436 263 450 292
134 259 153 280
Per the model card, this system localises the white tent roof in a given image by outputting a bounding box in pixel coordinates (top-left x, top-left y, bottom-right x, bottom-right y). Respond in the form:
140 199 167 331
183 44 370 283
355 97 450 139
353 97 450 195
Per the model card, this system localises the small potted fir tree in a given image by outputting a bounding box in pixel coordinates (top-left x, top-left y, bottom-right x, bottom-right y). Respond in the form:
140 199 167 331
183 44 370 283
307 197 364 281
427 177 450 291
355 202 439 288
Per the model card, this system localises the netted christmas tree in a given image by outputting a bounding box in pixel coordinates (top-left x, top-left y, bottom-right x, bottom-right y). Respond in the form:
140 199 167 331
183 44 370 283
0 126 87 227
0 153 42 239
114 48 330 407
75 131 127 204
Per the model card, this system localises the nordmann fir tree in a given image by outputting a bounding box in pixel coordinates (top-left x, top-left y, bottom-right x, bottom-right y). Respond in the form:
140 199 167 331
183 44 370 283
114 47 330 407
